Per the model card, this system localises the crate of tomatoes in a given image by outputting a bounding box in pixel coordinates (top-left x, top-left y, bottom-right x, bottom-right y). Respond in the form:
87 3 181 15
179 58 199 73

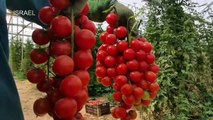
85 100 110 116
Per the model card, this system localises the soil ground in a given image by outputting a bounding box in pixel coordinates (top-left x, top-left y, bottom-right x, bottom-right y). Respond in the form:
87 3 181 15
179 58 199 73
15 80 142 120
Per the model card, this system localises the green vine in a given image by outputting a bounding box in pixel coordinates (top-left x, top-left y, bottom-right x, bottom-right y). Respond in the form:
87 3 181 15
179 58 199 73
144 0 213 119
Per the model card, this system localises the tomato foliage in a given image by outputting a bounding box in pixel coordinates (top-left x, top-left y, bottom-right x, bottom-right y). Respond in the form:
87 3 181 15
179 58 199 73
144 0 213 119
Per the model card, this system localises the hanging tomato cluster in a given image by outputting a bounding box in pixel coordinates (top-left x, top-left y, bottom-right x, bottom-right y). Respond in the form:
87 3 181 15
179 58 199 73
95 13 160 120
27 0 94 120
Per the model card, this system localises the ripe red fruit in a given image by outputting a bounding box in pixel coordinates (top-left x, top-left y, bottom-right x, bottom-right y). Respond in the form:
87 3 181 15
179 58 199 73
74 25 81 35
145 71 157 83
116 56 125 64
73 70 90 87
113 83 121 91
27 68 46 84
73 50 93 70
106 13 117 26
75 29 96 50
105 34 117 45
137 80 150 90
96 50 107 62
121 84 133 96
121 115 131 120
106 25 114 34
80 2 89 15
106 45 118 56
32 29 50 45
52 77 62 88
55 98 77 118
60 75 82 97
52 55 74 76
116 63 128 75
136 50 146 61
119 102 132 110
145 53 155 64
123 48 135 61
36 80 51 93
30 49 48 64
99 32 108 43
117 40 128 52
127 60 139 71
149 91 157 99
139 61 149 72
114 107 127 119
107 68 116 77
50 40 71 57
98 44 108 51
129 71 142 83
50 16 71 38
123 95 135 105
149 82 160 92
112 91 122 102
142 42 152 53
81 20 96 34
149 64 160 73
115 26 127 39
114 75 128 87
101 76 113 87
38 6 57 25
141 100 151 107
74 90 88 111
96 61 104 67
138 37 147 42
33 98 50 116
49 0 69 10
47 89 63 104
95 66 107 78
75 15 88 25
104 56 116 67
133 87 144 99
111 108 120 119
75 113 84 120
130 39 142 52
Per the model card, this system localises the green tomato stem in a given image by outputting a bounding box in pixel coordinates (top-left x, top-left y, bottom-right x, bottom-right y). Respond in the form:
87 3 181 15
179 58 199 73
127 8 144 43
71 9 75 58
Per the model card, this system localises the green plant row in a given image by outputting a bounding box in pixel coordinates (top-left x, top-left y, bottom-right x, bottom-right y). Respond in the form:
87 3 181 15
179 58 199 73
144 0 213 119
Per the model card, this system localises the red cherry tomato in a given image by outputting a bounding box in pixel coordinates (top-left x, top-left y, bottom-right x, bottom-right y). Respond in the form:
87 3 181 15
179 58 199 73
73 70 90 87
60 75 82 97
33 98 50 116
27 68 46 84
49 0 70 10
106 13 117 26
80 2 89 15
123 48 136 61
73 50 93 70
104 56 116 67
32 29 50 45
106 34 117 45
30 49 48 64
75 29 96 50
39 6 58 25
50 15 72 38
50 40 71 57
55 98 77 119
52 55 74 76
115 26 127 39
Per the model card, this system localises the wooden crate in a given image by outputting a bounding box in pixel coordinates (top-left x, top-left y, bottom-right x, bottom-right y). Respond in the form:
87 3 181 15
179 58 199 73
85 100 110 116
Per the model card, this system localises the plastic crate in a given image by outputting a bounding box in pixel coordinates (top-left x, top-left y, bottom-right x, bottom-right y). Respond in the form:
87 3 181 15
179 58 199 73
85 100 110 116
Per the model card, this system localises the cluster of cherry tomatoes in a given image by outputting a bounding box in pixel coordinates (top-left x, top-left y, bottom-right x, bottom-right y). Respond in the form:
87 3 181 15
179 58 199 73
27 0 95 120
95 13 160 120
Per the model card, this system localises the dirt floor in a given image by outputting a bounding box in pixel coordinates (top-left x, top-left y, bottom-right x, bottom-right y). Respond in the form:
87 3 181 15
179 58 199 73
15 80 143 120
